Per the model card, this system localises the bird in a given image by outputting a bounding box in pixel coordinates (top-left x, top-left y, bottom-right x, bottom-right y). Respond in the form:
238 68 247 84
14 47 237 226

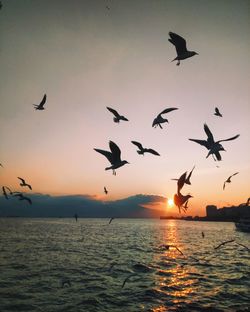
106 107 128 123
189 124 240 161
131 141 160 156
202 231 205 238
17 177 32 190
104 186 108 195
108 217 114 224
94 141 129 175
185 166 195 185
2 186 10 200
172 166 195 186
168 32 198 66
152 108 178 129
174 192 192 213
33 94 47 110
159 244 184 255
214 107 222 117
223 172 239 190
74 213 78 222
13 193 32 205
214 239 235 250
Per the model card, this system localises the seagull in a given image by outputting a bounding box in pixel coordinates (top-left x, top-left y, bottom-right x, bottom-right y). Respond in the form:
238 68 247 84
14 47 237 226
174 192 192 213
152 108 178 129
33 94 47 110
214 107 222 117
94 141 129 175
172 166 195 186
223 172 239 190
159 244 184 255
189 124 240 161
13 193 32 205
106 107 128 123
214 239 235 250
168 32 198 66
17 177 32 190
104 186 108 195
131 141 160 156
108 217 114 224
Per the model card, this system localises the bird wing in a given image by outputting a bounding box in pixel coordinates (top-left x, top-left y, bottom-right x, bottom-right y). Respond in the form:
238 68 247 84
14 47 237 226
159 107 178 116
177 172 187 193
39 94 47 108
18 177 25 183
223 182 226 190
214 151 222 161
186 165 195 182
152 117 159 127
204 124 215 144
94 148 113 164
230 172 239 178
215 107 221 115
109 141 121 162
146 149 160 156
217 134 240 144
131 141 143 150
189 139 210 150
106 107 120 118
168 32 187 55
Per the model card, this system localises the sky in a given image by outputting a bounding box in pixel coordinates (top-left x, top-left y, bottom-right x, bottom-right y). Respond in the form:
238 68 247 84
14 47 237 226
0 0 249 217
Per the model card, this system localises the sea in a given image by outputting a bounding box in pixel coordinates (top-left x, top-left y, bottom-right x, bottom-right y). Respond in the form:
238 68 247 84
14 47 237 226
0 218 249 312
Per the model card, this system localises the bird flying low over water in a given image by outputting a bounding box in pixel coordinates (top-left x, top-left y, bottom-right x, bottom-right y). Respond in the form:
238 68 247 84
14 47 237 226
104 186 108 195
214 107 222 117
108 217 114 224
189 124 240 161
131 141 160 156
223 172 239 190
152 108 178 129
33 94 47 110
106 107 129 123
94 141 129 175
17 177 32 190
13 192 32 205
168 32 198 66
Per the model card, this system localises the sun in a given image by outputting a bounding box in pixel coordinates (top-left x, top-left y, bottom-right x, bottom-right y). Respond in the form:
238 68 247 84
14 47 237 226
167 198 174 207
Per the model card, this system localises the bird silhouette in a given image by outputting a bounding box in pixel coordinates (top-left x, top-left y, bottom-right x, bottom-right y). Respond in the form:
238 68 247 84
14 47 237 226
94 141 129 175
152 108 178 129
106 107 128 123
104 186 108 195
223 172 239 190
17 177 32 190
174 192 192 213
131 141 160 156
189 124 240 161
168 32 198 66
108 217 114 224
13 193 32 205
185 166 195 185
2 186 10 199
33 94 47 110
172 166 195 186
214 107 222 117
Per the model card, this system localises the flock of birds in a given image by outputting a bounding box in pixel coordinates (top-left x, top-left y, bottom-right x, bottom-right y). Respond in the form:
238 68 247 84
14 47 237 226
0 30 243 214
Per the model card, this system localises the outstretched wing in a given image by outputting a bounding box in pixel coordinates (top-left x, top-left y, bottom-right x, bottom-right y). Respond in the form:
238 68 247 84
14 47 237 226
168 32 187 55
109 141 121 162
146 148 160 156
131 141 143 150
159 107 178 116
217 134 240 144
177 172 187 194
17 177 25 183
186 165 195 183
39 94 47 108
230 172 239 179
94 148 113 164
204 124 215 144
106 107 120 118
189 139 210 150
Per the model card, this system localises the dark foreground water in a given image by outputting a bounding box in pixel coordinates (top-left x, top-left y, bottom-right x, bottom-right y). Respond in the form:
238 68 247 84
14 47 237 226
0 218 249 312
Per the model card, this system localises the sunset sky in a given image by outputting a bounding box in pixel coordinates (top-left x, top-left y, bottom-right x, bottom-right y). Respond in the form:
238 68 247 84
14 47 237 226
0 0 249 217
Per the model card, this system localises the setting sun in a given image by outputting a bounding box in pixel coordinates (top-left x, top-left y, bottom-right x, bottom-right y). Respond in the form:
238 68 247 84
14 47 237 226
168 199 174 207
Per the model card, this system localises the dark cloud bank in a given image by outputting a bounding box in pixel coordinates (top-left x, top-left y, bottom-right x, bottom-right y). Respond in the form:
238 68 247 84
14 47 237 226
0 194 167 218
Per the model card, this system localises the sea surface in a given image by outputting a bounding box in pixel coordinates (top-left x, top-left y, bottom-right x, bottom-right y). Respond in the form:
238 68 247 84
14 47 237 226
0 218 249 312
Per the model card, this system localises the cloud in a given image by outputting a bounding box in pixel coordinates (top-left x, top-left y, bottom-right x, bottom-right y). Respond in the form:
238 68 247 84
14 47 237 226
0 193 167 218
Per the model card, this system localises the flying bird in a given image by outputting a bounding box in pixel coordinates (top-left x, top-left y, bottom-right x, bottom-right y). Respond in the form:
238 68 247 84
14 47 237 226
33 94 47 110
223 172 239 190
214 239 235 250
131 141 160 156
214 107 222 117
189 124 240 161
174 192 192 213
106 107 128 123
94 141 129 175
152 108 178 129
172 166 195 186
17 177 32 190
104 186 108 195
13 193 32 205
108 217 114 224
168 32 198 66
2 186 10 200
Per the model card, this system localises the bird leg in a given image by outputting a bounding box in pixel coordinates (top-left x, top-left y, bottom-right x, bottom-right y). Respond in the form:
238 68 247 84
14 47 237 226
112 169 116 176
